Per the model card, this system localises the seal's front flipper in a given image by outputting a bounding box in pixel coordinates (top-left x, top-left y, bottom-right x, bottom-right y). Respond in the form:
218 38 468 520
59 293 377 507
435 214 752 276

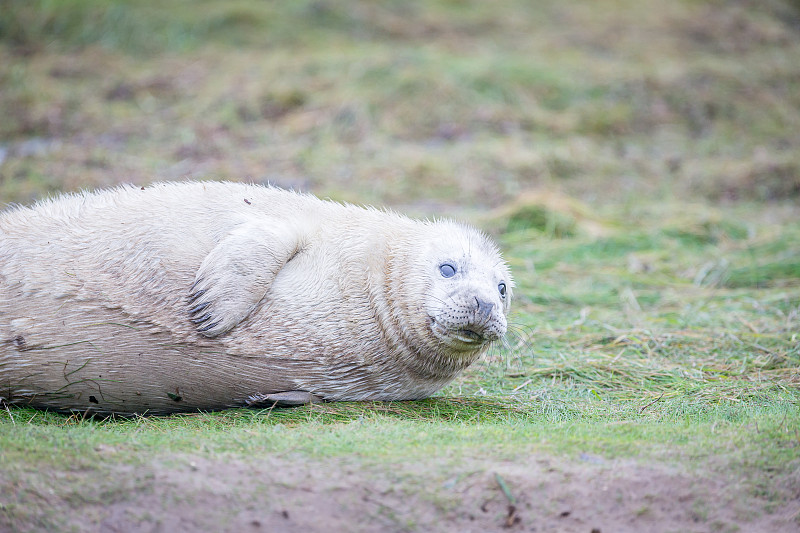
189 220 303 337
246 391 323 408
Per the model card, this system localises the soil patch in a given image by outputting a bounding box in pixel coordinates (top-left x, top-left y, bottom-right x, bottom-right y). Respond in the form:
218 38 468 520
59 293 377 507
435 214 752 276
3 452 797 532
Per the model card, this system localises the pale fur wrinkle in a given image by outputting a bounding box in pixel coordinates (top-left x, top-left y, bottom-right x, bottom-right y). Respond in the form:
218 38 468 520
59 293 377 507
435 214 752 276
0 181 513 415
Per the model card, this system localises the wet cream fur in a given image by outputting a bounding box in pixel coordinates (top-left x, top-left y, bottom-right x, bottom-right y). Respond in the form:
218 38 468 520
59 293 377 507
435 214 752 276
0 181 512 414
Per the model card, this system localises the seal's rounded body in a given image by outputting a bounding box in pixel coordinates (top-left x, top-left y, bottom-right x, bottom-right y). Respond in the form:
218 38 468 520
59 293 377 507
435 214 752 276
0 182 511 414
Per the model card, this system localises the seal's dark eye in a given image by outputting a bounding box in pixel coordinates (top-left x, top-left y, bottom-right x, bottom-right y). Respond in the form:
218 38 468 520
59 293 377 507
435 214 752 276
498 282 507 297
439 263 456 278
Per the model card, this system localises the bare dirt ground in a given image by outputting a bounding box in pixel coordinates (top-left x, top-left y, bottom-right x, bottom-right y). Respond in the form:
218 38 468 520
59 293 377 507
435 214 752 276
3 452 798 533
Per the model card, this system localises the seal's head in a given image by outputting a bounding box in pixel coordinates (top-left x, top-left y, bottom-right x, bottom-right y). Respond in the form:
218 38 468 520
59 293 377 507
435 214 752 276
424 221 512 349
391 220 513 375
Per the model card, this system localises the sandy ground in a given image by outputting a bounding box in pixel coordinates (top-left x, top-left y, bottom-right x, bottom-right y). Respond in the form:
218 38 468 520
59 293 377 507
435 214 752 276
3 451 798 533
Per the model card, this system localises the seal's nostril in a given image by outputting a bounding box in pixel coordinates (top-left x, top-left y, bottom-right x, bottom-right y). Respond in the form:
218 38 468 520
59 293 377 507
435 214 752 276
475 298 494 319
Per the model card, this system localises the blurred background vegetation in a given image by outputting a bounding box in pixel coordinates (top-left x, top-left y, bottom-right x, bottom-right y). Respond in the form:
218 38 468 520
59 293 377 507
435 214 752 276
1 0 799 209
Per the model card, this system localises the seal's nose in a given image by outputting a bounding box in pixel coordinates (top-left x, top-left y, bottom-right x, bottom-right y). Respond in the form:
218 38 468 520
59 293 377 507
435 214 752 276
474 297 495 321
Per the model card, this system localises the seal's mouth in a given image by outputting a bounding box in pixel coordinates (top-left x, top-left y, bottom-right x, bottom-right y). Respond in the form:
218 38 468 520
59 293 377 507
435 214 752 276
429 317 491 349
454 328 484 344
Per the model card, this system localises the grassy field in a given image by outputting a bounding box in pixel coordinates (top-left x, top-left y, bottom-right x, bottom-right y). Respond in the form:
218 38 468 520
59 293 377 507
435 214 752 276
1 1 799 531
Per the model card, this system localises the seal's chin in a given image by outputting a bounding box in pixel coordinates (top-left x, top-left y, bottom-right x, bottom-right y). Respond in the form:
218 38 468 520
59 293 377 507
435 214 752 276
429 317 493 351
453 328 484 344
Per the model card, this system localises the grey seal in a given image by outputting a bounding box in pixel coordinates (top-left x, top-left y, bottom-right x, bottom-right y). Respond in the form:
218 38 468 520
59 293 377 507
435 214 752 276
0 181 512 414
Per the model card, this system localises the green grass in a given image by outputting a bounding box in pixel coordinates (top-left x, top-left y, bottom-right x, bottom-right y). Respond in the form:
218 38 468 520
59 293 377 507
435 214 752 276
3 399 795 529
3 211 798 480
3 398 797 478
